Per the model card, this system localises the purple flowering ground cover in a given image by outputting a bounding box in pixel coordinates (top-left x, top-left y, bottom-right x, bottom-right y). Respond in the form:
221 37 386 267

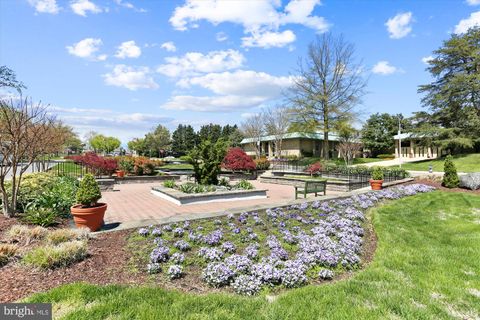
129 184 435 295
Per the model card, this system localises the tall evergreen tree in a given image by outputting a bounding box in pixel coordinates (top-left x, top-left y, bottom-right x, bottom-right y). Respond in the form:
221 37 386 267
418 27 480 152
172 124 197 155
198 123 222 143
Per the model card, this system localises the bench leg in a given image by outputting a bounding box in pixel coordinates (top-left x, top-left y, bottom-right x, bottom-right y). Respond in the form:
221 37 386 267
315 192 317 197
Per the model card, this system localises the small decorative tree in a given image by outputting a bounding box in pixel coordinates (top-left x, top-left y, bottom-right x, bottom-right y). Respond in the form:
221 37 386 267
76 174 102 207
442 155 459 188
305 162 322 176
222 147 256 172
188 139 228 185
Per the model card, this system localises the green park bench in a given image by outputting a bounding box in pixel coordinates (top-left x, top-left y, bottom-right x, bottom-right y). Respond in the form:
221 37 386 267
295 180 327 199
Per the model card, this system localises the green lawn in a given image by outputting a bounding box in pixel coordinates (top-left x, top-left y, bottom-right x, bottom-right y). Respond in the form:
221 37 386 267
392 153 480 172
159 163 194 170
25 191 480 319
301 157 387 166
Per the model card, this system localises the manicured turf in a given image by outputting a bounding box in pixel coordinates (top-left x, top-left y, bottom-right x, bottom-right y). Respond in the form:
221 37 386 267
50 161 86 177
159 163 194 170
392 153 480 172
25 191 480 319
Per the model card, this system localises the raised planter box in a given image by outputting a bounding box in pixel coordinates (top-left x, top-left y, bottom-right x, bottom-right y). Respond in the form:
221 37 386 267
114 175 180 184
151 186 268 206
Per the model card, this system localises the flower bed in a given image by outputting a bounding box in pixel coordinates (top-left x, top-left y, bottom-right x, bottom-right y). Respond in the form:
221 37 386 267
133 184 435 295
162 179 254 194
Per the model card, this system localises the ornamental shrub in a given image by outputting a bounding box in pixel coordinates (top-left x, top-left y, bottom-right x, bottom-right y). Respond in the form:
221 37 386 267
371 167 384 180
69 152 117 176
222 147 256 172
442 155 459 188
188 139 229 185
76 174 102 207
254 158 270 170
305 162 322 176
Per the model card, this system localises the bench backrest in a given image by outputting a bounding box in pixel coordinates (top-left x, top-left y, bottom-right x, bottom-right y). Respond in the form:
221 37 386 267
305 180 326 192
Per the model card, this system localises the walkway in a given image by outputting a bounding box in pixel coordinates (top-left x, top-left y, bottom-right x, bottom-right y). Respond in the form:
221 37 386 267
355 157 432 168
100 180 344 230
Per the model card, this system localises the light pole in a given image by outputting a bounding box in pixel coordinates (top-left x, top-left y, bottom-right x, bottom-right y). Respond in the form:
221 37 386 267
398 116 402 168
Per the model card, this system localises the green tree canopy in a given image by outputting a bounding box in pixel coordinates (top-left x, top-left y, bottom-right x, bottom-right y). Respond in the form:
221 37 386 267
144 124 171 157
0 66 26 93
172 124 198 155
418 27 480 152
89 134 121 154
361 113 411 157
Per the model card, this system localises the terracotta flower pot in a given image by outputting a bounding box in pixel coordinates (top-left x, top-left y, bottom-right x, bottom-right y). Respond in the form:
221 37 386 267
71 203 107 232
116 170 125 178
369 179 384 190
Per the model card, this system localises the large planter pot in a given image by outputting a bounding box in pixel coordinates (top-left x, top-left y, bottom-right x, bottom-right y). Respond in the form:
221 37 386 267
70 203 107 232
369 179 384 190
116 170 125 178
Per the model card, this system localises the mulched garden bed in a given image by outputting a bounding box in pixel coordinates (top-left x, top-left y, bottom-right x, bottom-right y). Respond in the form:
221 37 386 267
412 178 480 194
0 230 144 302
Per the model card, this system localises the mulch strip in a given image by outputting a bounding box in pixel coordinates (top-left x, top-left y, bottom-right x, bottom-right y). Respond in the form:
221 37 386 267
411 179 480 195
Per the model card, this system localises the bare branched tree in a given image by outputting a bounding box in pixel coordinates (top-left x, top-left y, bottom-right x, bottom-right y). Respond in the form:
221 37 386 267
0 97 58 217
240 113 265 158
264 106 291 158
288 33 367 159
336 125 362 166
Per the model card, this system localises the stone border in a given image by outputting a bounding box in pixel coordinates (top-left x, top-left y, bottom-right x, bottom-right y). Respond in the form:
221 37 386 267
97 178 414 233
151 186 268 205
114 175 180 184
260 175 360 192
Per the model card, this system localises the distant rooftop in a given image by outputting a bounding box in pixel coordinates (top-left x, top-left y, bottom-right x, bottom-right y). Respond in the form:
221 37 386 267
240 131 341 144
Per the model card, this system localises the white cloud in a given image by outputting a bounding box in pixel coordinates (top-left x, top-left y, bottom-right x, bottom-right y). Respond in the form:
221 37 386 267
113 0 146 12
70 0 102 17
216 32 228 42
162 95 267 112
467 0 480 5
164 70 293 112
157 49 245 77
66 38 105 60
385 12 413 39
49 106 173 142
28 0 60 14
454 11 480 34
421 56 434 65
242 30 296 48
372 61 400 75
160 42 177 52
169 0 329 48
115 40 142 59
103 65 159 90
177 70 293 96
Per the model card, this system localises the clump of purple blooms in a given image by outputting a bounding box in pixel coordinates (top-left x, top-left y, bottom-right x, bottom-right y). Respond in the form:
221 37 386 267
318 269 334 280
150 246 170 263
198 247 224 261
232 275 262 295
174 240 191 251
139 184 435 295
173 227 185 237
221 241 236 253
168 264 184 279
138 228 149 236
202 262 234 287
170 252 185 264
147 263 161 274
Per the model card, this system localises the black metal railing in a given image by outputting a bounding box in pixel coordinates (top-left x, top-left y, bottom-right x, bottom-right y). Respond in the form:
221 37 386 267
49 161 97 178
270 159 408 191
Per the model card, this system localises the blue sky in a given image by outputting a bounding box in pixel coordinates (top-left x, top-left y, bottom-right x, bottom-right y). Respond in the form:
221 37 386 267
1 0 478 143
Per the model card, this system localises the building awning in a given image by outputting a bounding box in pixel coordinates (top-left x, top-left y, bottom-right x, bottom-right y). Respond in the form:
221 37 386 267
240 131 341 144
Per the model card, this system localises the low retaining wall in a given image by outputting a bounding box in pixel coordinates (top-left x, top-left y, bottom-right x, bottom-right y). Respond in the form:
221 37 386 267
151 186 268 205
114 175 180 184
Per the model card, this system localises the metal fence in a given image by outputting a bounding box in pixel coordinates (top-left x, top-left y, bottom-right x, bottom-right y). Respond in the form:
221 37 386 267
49 161 98 178
271 159 408 191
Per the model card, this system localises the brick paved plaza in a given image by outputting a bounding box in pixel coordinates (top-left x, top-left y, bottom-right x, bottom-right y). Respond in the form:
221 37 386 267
101 180 343 227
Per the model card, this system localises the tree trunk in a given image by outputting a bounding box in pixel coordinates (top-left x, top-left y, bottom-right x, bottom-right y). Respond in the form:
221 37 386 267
323 130 330 160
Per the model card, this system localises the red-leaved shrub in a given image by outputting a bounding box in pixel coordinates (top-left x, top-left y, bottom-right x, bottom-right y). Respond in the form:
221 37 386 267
222 147 256 172
305 161 322 175
68 152 117 175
